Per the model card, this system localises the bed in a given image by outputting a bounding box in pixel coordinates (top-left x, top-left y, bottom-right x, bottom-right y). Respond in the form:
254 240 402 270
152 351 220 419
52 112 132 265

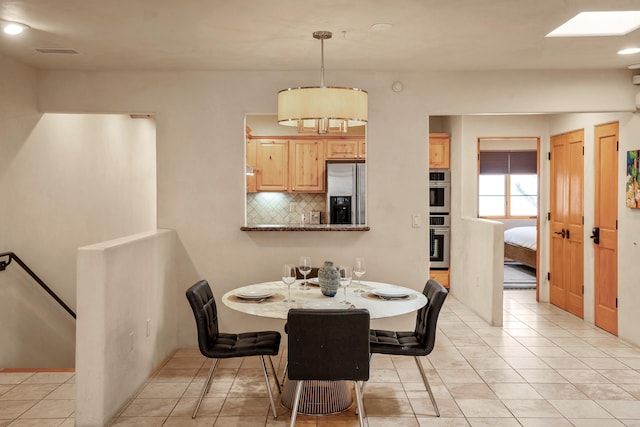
504 226 537 269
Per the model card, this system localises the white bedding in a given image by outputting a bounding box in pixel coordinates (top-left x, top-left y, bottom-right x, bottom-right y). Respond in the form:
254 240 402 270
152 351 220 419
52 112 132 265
504 226 536 251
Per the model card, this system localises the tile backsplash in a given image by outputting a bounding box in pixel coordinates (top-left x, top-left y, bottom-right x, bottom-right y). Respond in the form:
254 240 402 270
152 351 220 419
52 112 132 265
247 193 326 225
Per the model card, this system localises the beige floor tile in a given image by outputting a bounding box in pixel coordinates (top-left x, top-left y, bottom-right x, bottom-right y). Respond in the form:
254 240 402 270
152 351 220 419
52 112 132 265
518 418 574 427
368 416 420 427
531 383 589 400
0 401 37 420
162 416 217 426
549 399 613 419
541 357 590 370
152 368 199 383
120 398 178 417
455 399 512 417
21 373 73 385
437 369 484 385
363 382 407 399
0 374 34 386
465 358 511 370
475 368 525 383
467 418 521 426
7 419 66 426
574 383 635 400
43 384 75 400
0 384 58 400
503 399 562 417
580 357 630 370
218 396 270 417
19 400 74 419
136 382 188 399
557 369 612 383
163 358 206 370
621 420 640 427
110 416 166 426
489 383 543 400
0 386 13 397
57 419 74 427
596 400 640 419
362 397 414 417
617 357 640 369
170 396 224 418
599 370 640 384
567 419 626 426
502 357 549 369
447 383 497 400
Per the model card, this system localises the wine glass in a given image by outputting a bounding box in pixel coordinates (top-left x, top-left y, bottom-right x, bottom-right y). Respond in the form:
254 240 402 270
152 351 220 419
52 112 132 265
338 265 352 305
353 257 366 293
282 264 297 304
298 256 312 291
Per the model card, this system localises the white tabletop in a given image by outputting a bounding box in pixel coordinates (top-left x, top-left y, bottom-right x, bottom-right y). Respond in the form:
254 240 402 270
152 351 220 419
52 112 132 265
222 280 427 320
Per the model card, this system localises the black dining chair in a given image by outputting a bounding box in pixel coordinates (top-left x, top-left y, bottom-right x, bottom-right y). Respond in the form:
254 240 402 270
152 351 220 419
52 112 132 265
185 280 282 419
287 308 370 427
368 279 448 417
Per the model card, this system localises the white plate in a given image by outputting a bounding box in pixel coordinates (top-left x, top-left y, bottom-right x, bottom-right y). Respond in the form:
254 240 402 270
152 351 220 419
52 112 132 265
234 289 274 300
371 287 410 298
303 301 346 309
307 277 320 286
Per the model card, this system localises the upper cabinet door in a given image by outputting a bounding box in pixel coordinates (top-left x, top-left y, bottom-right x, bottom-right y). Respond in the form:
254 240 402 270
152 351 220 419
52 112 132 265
256 139 289 191
429 133 450 169
326 140 358 159
289 140 325 192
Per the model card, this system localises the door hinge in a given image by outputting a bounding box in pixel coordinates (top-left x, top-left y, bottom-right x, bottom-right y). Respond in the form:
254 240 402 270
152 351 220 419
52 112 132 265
548 212 551 221
617 140 619 151
582 285 584 295
582 146 584 155
582 216 584 224
616 298 618 308
616 220 618 230
547 272 551 281
548 152 551 160
478 153 480 160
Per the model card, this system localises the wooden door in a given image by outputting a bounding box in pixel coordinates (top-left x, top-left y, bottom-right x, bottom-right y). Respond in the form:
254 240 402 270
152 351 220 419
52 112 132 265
256 139 288 191
594 122 618 335
289 140 324 192
549 130 584 318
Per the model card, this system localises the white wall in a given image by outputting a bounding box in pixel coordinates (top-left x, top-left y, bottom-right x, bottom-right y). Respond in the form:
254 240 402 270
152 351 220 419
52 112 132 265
0 108 157 367
76 230 177 427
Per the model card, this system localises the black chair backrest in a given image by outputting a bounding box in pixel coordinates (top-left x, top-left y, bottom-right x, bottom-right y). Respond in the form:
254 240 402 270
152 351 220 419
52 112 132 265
185 280 220 355
414 279 448 354
287 309 370 382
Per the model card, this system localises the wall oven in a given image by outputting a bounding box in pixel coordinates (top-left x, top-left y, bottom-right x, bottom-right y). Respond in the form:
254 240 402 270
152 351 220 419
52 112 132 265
429 170 450 213
429 214 450 269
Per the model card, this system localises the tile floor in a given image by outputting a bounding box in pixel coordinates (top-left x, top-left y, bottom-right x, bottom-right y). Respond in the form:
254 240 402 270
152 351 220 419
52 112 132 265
2 290 640 426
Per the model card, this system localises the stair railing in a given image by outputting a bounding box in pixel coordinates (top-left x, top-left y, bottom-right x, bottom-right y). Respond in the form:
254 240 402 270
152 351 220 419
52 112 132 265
0 252 76 319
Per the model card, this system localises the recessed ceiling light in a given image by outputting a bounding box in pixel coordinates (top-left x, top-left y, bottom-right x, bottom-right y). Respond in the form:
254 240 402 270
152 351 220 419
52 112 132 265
546 11 640 37
618 47 640 55
2 21 28 35
371 23 393 31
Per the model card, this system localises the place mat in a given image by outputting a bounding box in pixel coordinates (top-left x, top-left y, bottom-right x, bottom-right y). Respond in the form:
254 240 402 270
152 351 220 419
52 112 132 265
363 291 417 301
228 293 285 303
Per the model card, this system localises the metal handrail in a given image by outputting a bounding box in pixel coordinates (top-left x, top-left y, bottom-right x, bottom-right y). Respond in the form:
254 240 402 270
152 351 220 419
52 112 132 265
0 252 76 319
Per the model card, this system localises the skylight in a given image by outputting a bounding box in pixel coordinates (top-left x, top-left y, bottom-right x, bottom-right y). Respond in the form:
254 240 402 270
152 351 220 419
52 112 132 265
546 11 640 37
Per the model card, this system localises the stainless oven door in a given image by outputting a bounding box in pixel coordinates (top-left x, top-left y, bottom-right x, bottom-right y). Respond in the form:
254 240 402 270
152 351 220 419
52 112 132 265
429 183 450 213
430 227 450 268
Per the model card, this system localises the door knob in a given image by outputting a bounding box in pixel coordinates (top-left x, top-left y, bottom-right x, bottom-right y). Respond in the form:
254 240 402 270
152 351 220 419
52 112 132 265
590 227 600 244
554 229 566 238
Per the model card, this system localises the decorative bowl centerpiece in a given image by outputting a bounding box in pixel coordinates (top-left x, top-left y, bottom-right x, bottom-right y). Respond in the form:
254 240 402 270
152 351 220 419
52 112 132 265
318 261 339 297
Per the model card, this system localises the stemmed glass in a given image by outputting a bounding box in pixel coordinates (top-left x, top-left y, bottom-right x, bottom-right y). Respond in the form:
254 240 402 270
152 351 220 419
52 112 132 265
353 257 366 293
338 265 352 305
298 256 312 291
282 264 297 305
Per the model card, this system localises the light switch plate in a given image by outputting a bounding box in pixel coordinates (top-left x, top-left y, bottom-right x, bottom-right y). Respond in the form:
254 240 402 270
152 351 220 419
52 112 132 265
412 214 421 228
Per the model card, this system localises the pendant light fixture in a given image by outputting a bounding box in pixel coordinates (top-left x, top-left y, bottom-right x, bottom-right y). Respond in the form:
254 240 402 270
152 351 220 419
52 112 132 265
277 31 368 134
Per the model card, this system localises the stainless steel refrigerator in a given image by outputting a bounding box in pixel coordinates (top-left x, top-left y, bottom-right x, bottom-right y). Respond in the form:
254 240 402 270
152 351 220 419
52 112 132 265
326 162 366 225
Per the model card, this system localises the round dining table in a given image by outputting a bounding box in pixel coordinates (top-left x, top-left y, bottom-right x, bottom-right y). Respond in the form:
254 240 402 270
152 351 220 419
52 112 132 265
222 279 427 416
221 279 427 320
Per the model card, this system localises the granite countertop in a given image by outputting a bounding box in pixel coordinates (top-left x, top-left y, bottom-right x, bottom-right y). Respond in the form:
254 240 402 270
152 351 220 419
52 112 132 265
241 224 370 231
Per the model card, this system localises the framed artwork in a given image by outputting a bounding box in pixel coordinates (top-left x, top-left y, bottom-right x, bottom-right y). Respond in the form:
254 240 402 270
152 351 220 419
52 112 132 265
626 150 640 208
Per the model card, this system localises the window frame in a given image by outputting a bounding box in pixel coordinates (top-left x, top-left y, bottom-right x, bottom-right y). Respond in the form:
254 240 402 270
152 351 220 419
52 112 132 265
477 139 540 220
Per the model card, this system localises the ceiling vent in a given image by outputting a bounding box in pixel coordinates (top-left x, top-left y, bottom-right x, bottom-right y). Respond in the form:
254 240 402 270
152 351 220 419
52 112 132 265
35 48 80 54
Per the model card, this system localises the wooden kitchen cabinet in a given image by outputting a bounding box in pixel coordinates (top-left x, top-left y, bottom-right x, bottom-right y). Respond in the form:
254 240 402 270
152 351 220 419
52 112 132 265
429 133 450 169
246 138 257 193
429 269 450 288
289 139 325 192
326 139 366 159
256 139 289 191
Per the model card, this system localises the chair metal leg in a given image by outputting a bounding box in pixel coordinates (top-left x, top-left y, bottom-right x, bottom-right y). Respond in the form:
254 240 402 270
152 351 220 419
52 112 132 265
192 359 219 419
259 356 279 419
414 356 440 417
289 381 304 427
267 355 281 394
280 361 288 387
354 380 367 427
